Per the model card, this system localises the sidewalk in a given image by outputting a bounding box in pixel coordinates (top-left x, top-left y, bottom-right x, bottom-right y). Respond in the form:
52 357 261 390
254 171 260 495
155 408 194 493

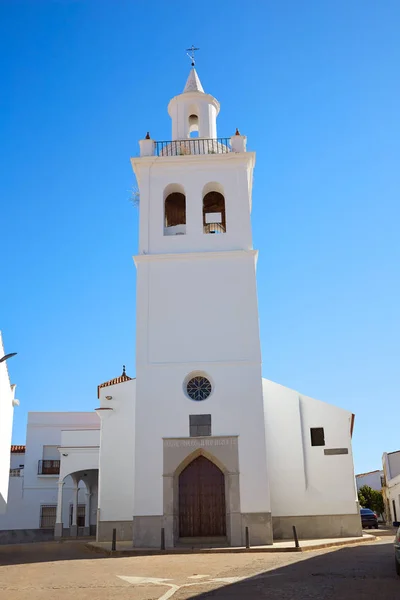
87 533 376 556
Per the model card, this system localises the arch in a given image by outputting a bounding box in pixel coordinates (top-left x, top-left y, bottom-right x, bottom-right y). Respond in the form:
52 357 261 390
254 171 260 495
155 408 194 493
174 447 228 479
202 183 226 234
164 184 186 235
187 104 199 138
178 454 226 537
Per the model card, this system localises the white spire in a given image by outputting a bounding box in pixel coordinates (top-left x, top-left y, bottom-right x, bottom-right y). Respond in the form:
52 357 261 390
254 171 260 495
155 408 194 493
183 68 204 93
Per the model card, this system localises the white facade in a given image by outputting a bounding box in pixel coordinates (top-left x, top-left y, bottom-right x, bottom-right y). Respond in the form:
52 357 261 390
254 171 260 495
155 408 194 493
1 67 362 545
383 451 400 524
95 67 361 546
356 470 384 492
0 412 99 542
0 332 17 514
264 380 358 519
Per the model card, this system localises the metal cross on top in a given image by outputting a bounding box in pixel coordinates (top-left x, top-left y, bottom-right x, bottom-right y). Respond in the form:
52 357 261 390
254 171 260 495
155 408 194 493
186 45 200 67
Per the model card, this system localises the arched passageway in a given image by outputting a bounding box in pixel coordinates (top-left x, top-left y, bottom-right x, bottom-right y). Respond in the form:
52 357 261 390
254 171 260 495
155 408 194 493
54 468 98 538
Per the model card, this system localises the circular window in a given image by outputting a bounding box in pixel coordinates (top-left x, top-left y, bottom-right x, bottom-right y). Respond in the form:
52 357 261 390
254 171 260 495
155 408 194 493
186 376 212 401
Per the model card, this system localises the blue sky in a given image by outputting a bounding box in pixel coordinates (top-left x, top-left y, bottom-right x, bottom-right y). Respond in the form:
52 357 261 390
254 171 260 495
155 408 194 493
1 0 399 474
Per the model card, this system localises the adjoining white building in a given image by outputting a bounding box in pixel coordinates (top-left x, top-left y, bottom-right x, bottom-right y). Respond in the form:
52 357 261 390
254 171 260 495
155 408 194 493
356 470 384 492
0 412 99 544
1 67 362 546
0 332 18 514
382 451 400 525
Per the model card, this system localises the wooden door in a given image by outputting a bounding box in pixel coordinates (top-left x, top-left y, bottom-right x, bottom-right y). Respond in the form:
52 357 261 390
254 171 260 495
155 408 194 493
179 455 226 537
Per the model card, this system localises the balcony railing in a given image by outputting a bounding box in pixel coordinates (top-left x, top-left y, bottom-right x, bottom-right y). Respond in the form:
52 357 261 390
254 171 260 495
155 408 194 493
155 138 231 157
10 468 23 477
203 222 226 234
38 460 60 475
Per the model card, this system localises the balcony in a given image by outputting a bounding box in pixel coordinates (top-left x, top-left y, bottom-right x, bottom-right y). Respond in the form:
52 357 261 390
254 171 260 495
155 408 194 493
10 468 23 477
155 138 231 157
38 460 60 475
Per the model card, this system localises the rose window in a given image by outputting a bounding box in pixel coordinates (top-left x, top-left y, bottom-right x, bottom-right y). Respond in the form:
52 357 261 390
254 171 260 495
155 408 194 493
186 376 212 401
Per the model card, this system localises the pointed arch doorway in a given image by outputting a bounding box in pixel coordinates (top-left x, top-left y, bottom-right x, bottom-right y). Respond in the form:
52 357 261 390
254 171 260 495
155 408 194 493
179 455 226 538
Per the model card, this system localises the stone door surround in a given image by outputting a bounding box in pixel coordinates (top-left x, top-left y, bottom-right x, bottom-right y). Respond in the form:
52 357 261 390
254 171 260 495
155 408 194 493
163 436 241 546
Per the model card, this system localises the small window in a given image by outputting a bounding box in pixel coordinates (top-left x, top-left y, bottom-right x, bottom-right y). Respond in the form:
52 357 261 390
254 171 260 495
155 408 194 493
190 414 211 437
40 505 57 529
310 427 325 446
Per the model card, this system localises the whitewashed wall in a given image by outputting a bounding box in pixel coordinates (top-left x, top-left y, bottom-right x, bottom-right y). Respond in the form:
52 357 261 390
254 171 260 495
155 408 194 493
10 452 25 470
0 470 87 530
388 475 400 522
132 247 270 518
131 153 254 256
356 470 383 491
263 378 358 517
97 379 136 523
0 412 99 531
0 333 16 513
387 451 400 480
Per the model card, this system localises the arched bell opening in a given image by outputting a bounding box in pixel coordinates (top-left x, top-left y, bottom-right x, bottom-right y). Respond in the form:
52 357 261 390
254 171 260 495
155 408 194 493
202 184 226 234
164 184 186 236
188 113 199 138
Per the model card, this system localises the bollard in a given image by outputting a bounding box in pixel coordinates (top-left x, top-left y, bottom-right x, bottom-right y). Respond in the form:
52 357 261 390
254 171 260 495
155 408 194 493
245 526 250 549
161 527 165 550
292 525 300 548
112 528 117 552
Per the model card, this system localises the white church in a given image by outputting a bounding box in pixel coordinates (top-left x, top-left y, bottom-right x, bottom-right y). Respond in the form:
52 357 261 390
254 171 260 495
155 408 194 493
0 67 362 547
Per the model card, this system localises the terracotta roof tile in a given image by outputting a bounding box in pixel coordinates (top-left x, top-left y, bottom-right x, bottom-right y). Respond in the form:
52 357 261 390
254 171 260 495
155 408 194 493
11 445 25 453
97 366 133 398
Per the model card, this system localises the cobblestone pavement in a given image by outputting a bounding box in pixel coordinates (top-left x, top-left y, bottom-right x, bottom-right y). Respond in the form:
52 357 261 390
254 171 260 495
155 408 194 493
0 535 398 599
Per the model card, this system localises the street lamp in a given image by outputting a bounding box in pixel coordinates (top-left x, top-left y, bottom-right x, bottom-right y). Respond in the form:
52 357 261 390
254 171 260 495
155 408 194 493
0 352 17 364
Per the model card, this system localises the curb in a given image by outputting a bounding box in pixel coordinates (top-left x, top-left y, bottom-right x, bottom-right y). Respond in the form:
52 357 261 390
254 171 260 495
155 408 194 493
85 534 376 558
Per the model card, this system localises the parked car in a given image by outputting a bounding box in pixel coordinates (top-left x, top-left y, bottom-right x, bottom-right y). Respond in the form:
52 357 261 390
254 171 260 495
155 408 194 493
395 524 400 576
360 508 379 529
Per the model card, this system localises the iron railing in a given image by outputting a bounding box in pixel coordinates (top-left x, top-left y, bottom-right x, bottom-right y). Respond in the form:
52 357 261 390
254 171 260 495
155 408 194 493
38 460 60 475
10 468 23 477
155 138 231 157
203 223 226 234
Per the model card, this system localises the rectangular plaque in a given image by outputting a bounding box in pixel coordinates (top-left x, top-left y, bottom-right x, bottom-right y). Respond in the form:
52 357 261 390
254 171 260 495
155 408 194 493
164 438 237 448
324 448 349 455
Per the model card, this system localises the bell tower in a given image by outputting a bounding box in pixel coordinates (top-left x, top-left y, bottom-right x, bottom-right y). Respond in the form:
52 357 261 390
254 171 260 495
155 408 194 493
130 66 272 548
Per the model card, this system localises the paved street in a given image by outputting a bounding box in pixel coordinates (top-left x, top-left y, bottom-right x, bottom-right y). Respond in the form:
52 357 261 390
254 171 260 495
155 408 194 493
0 534 398 599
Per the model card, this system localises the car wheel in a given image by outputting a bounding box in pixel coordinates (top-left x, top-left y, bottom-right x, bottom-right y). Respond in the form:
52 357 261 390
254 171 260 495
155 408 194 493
396 558 400 576
374 524 379 529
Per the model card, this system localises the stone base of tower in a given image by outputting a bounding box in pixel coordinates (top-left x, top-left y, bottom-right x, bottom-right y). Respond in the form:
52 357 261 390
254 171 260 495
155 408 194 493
96 520 133 542
130 513 273 548
240 512 273 546
132 516 165 548
272 514 362 540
